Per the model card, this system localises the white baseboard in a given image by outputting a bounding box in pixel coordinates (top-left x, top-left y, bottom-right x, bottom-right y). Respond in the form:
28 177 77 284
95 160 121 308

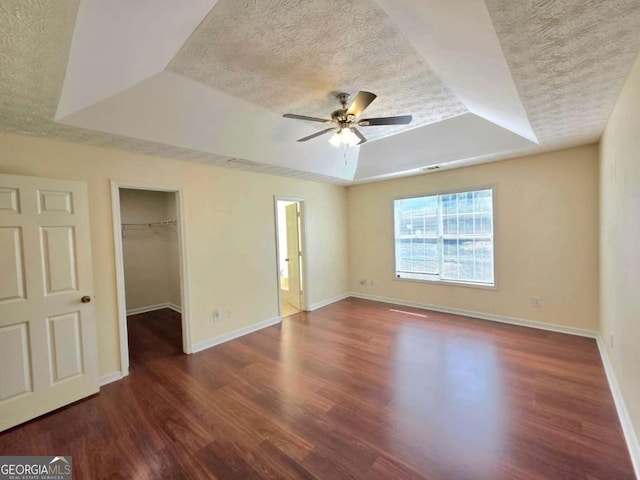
596 335 640 478
99 371 123 387
349 292 598 338
167 303 182 313
309 293 350 311
192 316 281 353
126 303 181 316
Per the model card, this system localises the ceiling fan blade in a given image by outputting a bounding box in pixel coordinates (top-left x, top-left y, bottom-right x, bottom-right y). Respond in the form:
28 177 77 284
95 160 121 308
346 91 377 118
297 127 336 142
352 127 367 145
358 115 413 126
283 113 332 123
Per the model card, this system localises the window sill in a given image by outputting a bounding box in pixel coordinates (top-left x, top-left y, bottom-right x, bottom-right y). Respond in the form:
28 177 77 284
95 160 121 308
393 276 498 291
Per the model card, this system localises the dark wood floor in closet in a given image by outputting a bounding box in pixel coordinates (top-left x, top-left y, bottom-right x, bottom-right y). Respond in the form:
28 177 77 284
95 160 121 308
0 299 634 479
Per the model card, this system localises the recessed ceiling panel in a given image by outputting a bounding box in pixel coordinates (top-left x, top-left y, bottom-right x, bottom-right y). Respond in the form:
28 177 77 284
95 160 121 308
372 0 537 143
168 0 467 141
56 0 220 119
355 113 534 180
60 72 360 180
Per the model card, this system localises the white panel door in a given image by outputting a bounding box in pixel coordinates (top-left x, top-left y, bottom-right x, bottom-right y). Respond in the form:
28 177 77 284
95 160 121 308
0 173 98 432
284 203 302 310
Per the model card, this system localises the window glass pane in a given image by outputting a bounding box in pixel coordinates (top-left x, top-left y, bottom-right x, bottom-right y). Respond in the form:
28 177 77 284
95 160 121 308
459 213 473 234
424 214 438 233
473 213 492 235
424 239 439 273
473 262 492 283
442 238 458 280
473 237 494 283
442 194 457 215
459 259 474 280
443 238 458 257
442 259 459 279
458 239 475 281
474 190 492 212
458 192 474 213
443 215 457 234
412 238 426 272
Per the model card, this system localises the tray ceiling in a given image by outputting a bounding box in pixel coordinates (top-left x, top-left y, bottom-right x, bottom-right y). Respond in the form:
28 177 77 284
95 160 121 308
0 0 639 184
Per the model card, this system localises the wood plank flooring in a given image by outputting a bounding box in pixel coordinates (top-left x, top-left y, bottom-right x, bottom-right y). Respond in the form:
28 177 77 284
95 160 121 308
0 298 634 479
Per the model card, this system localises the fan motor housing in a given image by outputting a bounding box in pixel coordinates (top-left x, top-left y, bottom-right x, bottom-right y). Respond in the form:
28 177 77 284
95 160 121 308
331 109 347 122
331 109 356 124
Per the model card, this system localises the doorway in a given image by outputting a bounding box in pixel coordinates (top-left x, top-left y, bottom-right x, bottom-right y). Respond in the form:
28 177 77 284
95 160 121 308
111 181 191 377
275 197 308 317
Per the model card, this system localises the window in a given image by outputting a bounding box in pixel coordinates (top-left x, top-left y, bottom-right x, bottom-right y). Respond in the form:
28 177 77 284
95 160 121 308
394 188 494 286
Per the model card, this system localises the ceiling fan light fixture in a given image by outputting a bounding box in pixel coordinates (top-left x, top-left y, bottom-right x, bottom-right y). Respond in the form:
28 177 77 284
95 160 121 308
329 127 360 147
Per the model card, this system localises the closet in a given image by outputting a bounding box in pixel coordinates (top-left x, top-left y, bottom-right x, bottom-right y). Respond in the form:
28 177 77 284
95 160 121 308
119 188 182 362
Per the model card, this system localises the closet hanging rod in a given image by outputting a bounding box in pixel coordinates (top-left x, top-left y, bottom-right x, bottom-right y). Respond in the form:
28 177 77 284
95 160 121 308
121 219 177 227
121 219 177 236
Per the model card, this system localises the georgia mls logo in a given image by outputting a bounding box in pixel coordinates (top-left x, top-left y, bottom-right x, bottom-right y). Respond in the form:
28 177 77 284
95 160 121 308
49 457 71 473
0 455 72 479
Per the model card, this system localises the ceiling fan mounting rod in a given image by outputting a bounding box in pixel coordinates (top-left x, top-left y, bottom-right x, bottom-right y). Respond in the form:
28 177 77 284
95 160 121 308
336 92 350 108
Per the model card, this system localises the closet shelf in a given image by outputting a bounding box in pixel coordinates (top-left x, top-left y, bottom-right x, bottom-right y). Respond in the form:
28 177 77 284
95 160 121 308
121 219 177 235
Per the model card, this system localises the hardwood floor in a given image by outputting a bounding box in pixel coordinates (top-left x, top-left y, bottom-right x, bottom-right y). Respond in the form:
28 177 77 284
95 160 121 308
0 299 634 479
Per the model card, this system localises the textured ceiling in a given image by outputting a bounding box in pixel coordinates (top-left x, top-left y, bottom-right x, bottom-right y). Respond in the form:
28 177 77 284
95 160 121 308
0 0 348 184
0 0 77 140
486 0 640 145
1 0 640 184
168 0 467 142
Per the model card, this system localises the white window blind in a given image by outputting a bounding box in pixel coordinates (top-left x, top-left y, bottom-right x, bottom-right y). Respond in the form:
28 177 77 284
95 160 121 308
394 188 494 286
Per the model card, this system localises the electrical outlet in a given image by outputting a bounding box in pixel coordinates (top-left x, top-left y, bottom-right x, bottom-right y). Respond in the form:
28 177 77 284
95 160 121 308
610 334 614 349
531 296 542 308
227 309 233 318
213 309 221 322
360 278 366 286
370 280 376 287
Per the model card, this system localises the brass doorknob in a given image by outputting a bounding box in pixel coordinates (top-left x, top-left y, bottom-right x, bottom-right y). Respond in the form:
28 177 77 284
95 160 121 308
81 296 92 303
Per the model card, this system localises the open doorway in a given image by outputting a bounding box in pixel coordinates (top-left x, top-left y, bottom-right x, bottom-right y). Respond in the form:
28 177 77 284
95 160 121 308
275 197 308 317
111 182 191 377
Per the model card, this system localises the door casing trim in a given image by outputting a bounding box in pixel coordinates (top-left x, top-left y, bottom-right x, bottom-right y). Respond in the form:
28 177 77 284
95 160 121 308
110 180 192 377
273 196 310 317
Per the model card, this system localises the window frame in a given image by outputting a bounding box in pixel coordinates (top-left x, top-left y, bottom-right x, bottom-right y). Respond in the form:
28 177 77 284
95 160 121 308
392 185 498 290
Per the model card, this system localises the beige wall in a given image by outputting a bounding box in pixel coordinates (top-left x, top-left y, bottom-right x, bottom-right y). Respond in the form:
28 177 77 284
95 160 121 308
120 189 181 311
0 132 349 375
348 144 600 330
600 53 640 442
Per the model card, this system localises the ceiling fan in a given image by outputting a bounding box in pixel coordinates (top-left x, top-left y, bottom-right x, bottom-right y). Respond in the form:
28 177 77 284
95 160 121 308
283 91 412 147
